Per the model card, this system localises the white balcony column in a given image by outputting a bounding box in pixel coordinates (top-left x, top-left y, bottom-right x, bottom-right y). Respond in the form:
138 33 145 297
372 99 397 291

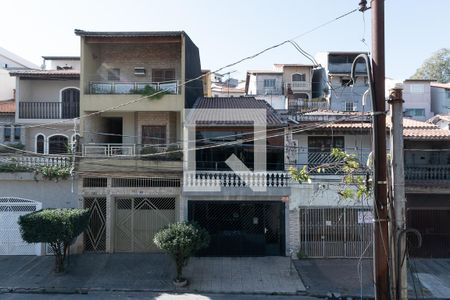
0 125 4 143
20 125 26 145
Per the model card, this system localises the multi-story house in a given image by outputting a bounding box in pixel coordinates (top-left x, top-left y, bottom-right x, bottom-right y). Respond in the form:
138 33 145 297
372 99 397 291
287 111 450 258
9 56 80 155
245 69 284 109
402 79 434 121
429 82 450 130
75 30 203 253
183 96 291 256
314 51 372 112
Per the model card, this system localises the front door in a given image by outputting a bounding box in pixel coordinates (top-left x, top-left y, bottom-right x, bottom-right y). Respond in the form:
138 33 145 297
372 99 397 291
188 201 285 256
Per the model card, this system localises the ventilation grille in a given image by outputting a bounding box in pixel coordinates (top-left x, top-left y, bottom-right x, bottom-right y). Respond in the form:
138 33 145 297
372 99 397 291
111 177 180 188
83 177 108 188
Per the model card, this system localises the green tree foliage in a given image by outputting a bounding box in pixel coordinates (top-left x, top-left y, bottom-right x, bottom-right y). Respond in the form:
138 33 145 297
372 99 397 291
18 209 90 272
411 48 450 83
289 148 371 202
154 222 210 282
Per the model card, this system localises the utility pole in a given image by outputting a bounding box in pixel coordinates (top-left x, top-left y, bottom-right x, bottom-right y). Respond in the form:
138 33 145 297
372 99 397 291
371 0 390 299
389 87 407 300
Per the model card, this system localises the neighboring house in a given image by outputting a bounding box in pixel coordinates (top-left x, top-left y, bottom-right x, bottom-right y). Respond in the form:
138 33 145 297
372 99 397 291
288 111 450 258
245 69 285 109
183 96 290 256
201 69 212 97
314 51 372 112
9 57 80 154
0 46 38 102
0 100 22 147
429 114 450 130
430 82 450 115
75 30 203 253
211 77 246 97
402 79 434 121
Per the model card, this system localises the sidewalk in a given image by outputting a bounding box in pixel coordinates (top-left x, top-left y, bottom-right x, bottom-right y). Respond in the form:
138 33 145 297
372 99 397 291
294 258 450 299
0 254 305 295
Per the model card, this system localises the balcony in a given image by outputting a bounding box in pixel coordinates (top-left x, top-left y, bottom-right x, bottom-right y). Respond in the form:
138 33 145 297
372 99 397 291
184 171 289 189
405 165 450 181
285 81 311 91
89 81 179 95
82 143 182 159
288 99 329 113
0 155 70 169
19 101 79 119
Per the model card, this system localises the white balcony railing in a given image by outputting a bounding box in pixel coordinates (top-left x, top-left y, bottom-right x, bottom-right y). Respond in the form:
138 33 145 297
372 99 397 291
184 171 289 189
82 144 136 157
0 155 70 168
81 143 181 160
285 81 311 90
89 81 179 95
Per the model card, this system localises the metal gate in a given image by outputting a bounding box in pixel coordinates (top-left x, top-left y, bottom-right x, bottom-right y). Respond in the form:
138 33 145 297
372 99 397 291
188 201 285 256
299 207 373 258
114 197 176 252
407 209 450 258
84 197 107 252
0 197 41 255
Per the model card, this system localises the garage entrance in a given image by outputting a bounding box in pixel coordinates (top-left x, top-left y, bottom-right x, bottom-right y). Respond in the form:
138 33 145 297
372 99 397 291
0 197 41 255
188 201 285 256
114 197 176 252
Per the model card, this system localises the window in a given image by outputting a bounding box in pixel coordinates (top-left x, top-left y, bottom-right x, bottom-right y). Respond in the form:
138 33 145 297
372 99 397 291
36 135 45 154
308 136 345 152
14 125 21 141
107 68 120 81
134 67 146 76
4 126 11 142
409 84 424 93
142 125 167 145
292 73 306 82
345 102 356 111
404 108 425 117
48 135 68 154
263 79 276 88
152 69 175 82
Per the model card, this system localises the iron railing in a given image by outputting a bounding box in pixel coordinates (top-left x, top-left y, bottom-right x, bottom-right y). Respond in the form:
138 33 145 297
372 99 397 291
18 101 78 119
82 143 182 160
89 81 179 95
285 81 311 90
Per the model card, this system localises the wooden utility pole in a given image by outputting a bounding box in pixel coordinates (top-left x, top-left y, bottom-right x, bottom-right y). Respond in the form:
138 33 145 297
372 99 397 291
371 0 390 299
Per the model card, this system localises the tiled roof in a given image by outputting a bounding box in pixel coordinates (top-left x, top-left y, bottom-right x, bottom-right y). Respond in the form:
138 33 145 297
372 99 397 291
0 100 15 113
299 116 450 140
190 96 285 126
9 69 79 79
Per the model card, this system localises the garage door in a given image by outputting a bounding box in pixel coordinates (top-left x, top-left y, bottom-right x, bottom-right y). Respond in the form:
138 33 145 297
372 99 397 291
0 197 41 255
114 197 176 252
188 201 285 256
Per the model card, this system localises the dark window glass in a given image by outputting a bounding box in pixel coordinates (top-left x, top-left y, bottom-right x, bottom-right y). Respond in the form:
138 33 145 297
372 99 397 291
48 135 68 154
4 126 11 142
14 125 21 140
152 69 175 82
36 135 44 154
292 74 306 81
107 68 120 81
142 125 166 145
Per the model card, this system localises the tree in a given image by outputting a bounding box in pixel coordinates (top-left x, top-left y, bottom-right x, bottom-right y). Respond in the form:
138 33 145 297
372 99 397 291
411 48 450 83
18 208 90 273
154 222 210 285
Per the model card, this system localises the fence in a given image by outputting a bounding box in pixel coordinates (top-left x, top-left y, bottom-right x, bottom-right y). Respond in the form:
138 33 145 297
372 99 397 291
0 155 70 168
299 206 373 258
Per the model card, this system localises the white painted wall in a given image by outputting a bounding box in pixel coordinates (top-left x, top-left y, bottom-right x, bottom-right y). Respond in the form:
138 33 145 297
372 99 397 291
431 86 450 115
0 69 15 100
17 79 79 101
403 81 433 121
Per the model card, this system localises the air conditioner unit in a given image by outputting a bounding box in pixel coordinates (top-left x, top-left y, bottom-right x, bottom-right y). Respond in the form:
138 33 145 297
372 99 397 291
134 67 146 76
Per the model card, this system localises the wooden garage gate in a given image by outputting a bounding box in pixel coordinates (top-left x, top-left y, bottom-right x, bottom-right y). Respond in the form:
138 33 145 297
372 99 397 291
114 197 176 252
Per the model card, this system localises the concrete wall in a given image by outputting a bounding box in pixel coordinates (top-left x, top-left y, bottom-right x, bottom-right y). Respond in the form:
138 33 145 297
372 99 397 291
25 124 75 153
17 79 79 101
255 95 286 110
431 86 449 115
0 173 79 208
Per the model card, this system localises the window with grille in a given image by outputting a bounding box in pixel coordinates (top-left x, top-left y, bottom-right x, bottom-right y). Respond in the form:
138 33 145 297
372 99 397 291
142 125 166 145
263 79 276 87
36 134 44 154
14 125 21 141
3 126 11 142
292 73 306 81
152 69 175 82
107 68 120 81
404 108 425 117
345 102 356 111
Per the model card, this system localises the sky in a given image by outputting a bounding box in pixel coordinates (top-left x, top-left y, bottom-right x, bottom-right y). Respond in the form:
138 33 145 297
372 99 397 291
1 0 449 81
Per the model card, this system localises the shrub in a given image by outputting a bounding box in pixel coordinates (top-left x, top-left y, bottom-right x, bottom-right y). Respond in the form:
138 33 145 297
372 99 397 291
154 222 209 282
140 146 162 160
297 250 308 259
37 165 71 181
0 143 25 153
18 208 90 272
0 162 32 173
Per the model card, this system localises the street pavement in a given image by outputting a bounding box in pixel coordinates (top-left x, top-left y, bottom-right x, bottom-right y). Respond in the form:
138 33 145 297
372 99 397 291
0 254 305 296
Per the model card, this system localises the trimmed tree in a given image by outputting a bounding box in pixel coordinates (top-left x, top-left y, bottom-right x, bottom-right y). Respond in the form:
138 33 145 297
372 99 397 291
18 208 90 273
154 222 210 284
